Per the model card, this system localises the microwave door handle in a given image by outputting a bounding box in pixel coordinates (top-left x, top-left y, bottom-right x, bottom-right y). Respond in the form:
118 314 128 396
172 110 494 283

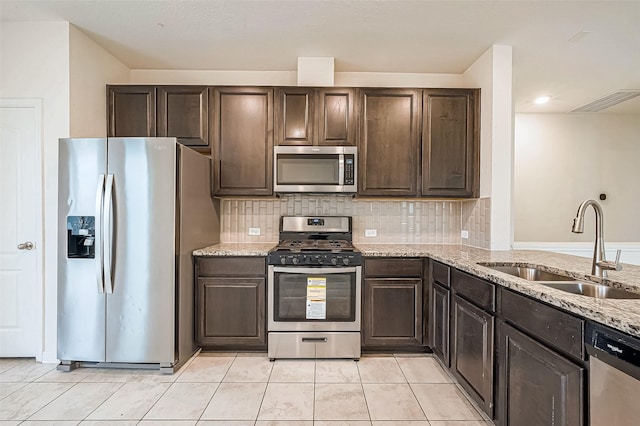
338 154 345 185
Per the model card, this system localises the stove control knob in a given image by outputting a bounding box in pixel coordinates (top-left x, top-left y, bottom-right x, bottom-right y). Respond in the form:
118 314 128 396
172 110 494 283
317 256 324 264
292 257 299 265
280 257 286 265
342 258 350 266
331 258 338 266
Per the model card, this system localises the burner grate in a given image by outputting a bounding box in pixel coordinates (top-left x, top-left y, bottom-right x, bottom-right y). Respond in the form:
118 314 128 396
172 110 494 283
276 239 355 252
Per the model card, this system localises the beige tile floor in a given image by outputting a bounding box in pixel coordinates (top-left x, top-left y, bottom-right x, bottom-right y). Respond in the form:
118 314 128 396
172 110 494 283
0 353 494 425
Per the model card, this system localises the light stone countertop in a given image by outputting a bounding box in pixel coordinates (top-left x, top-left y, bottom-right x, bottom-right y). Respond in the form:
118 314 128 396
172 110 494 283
193 242 640 337
193 242 276 257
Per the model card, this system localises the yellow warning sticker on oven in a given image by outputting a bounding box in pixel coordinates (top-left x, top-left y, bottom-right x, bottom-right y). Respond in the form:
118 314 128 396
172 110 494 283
306 277 327 320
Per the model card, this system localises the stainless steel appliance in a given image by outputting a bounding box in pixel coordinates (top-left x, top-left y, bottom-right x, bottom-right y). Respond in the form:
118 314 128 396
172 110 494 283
586 321 640 425
267 216 362 360
57 137 220 373
273 146 357 193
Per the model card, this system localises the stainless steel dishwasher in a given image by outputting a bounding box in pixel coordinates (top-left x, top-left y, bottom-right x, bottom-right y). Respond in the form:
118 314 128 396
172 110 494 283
586 321 640 426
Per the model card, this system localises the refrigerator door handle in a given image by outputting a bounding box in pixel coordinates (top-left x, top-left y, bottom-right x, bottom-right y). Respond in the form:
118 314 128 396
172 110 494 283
95 174 106 294
103 174 115 294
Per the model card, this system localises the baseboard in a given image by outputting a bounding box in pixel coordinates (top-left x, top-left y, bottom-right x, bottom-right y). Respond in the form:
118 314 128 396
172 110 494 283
40 351 59 364
512 242 640 266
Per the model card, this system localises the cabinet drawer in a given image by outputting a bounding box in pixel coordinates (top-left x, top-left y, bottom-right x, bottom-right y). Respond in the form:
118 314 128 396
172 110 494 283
431 260 450 287
451 269 495 312
499 288 585 360
196 257 266 276
364 258 423 278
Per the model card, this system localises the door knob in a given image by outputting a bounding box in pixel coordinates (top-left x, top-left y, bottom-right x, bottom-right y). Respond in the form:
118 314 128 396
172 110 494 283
17 241 34 250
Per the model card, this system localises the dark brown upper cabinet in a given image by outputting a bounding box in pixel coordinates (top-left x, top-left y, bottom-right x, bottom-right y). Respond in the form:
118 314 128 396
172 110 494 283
274 87 315 145
357 88 422 196
108 85 209 152
157 86 208 150
318 88 356 145
274 87 355 146
210 87 274 196
422 89 479 197
107 85 156 137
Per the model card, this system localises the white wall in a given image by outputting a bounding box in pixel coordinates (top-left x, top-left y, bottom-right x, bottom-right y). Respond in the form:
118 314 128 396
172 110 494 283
514 114 640 243
130 69 465 88
514 113 640 265
463 45 514 250
69 25 130 137
1 22 71 362
1 22 131 362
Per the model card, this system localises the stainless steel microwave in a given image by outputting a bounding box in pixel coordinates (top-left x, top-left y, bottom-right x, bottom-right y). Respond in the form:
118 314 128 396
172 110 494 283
274 146 357 193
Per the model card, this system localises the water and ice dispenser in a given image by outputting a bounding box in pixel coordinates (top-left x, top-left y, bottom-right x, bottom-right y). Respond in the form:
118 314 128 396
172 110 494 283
66 216 95 258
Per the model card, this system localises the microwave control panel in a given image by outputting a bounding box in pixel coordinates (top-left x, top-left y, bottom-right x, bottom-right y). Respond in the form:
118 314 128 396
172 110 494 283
344 155 355 185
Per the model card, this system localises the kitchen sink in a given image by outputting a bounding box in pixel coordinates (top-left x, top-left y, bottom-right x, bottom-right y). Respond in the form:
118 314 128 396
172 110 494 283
538 282 640 299
480 263 640 299
481 264 574 281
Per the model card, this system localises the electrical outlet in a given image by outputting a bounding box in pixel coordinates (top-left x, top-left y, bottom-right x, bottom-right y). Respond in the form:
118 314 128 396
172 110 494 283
461 230 469 239
365 229 377 237
248 227 261 236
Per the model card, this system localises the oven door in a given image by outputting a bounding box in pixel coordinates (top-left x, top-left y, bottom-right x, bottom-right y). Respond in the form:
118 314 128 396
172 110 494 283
268 266 361 332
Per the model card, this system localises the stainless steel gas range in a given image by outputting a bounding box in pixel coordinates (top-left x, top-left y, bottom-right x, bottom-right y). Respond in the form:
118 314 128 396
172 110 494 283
267 216 362 360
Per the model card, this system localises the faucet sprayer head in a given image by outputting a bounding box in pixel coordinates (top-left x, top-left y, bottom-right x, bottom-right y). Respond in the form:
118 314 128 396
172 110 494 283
572 216 584 233
571 199 599 233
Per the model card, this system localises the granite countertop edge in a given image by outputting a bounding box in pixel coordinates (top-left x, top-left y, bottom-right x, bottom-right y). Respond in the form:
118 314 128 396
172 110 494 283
193 242 640 338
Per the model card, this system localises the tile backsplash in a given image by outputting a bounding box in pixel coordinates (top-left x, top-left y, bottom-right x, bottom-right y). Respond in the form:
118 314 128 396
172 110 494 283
220 195 491 249
461 197 491 249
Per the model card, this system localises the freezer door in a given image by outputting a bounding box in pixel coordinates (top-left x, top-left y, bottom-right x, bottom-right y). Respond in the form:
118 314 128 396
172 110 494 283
105 137 176 363
57 138 107 362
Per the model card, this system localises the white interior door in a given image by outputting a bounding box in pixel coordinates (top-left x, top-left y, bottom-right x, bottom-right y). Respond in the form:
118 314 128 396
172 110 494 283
0 102 41 357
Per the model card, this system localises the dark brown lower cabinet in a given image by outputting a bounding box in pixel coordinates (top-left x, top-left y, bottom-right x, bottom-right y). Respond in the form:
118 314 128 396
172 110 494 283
362 278 423 348
362 258 425 349
451 294 494 417
195 257 266 349
197 277 265 347
497 322 584 426
428 280 450 366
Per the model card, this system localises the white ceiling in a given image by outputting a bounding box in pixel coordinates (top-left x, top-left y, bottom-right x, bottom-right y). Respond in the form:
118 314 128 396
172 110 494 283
2 0 640 113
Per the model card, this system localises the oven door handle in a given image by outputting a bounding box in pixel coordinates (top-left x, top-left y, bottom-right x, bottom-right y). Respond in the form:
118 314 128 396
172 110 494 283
272 266 358 274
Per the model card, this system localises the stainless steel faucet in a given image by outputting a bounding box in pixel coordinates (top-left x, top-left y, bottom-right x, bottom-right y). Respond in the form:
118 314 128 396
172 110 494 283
571 199 622 278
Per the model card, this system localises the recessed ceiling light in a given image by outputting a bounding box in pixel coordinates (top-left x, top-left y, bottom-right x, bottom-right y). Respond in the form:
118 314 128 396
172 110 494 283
534 96 551 105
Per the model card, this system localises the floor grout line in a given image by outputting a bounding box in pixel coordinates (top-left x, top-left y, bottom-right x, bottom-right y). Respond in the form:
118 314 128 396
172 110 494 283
1 354 493 425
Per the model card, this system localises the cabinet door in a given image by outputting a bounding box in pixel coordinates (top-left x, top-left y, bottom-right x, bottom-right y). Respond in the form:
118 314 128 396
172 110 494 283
211 87 273 196
429 281 450 367
363 278 423 347
157 86 208 149
358 89 421 196
422 89 479 197
451 295 494 417
107 85 156 137
318 88 356 145
274 87 315 145
497 322 584 426
196 277 266 348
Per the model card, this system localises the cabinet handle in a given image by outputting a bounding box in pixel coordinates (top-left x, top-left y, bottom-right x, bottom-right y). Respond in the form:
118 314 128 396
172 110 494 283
302 337 327 343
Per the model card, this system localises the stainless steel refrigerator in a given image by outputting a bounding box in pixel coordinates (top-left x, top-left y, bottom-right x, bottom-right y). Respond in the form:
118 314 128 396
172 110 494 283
57 137 220 373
